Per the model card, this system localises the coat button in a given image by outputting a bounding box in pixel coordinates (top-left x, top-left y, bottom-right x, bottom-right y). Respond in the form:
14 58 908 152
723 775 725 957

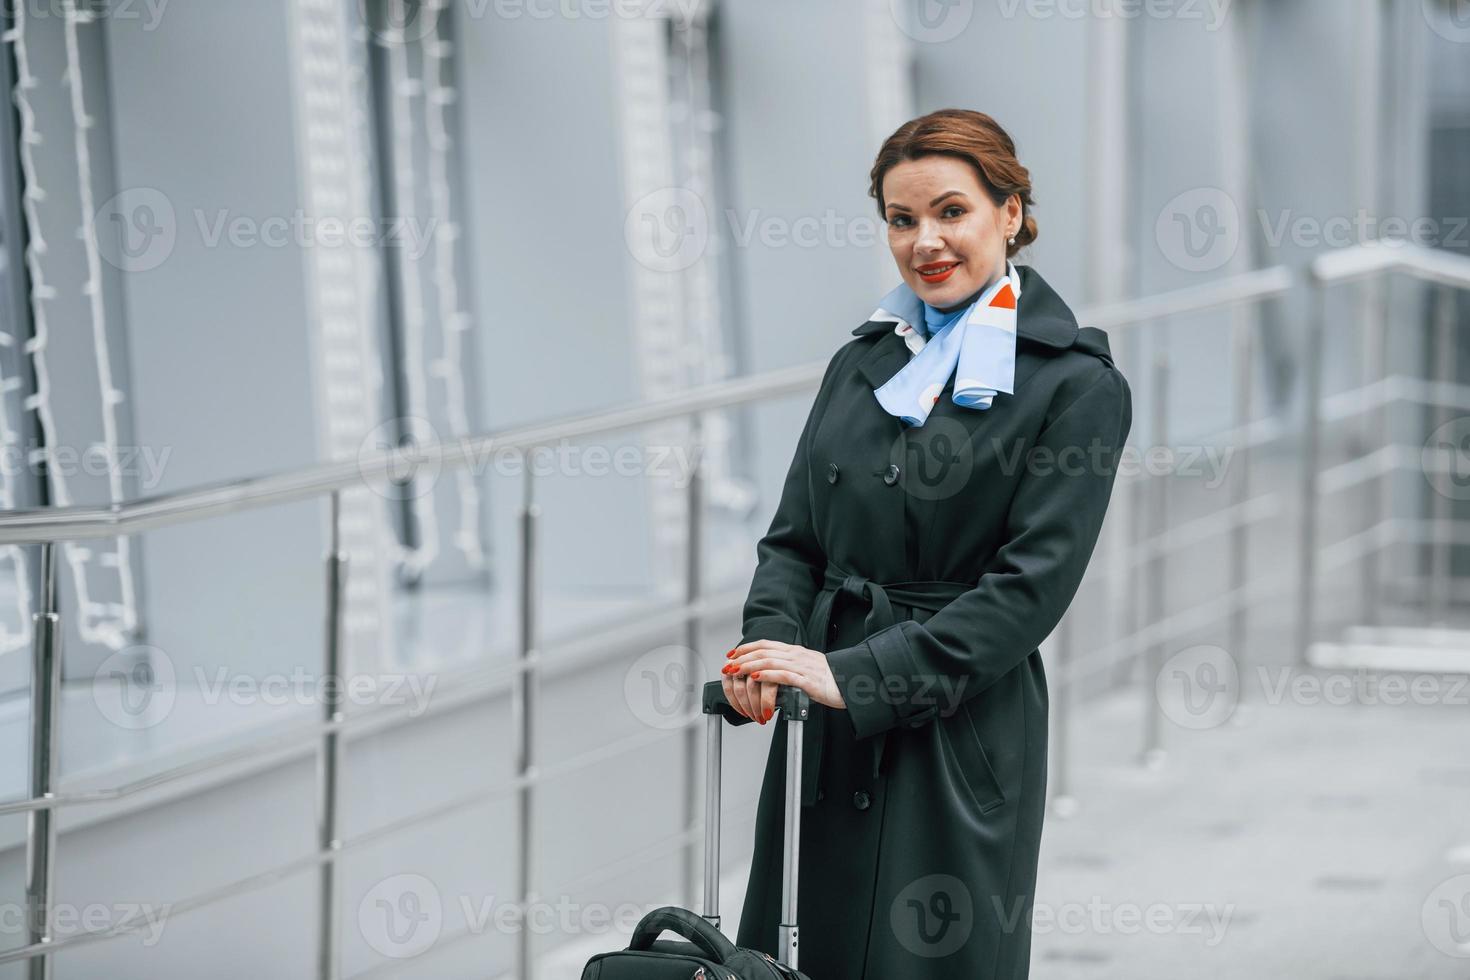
852 789 871 811
882 463 900 486
827 462 839 484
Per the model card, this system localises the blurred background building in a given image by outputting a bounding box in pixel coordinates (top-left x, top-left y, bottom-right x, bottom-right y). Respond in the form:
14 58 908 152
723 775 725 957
0 0 1464 976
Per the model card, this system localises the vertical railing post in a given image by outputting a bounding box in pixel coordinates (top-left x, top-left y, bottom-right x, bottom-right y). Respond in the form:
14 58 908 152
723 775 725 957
1430 283 1456 620
318 491 348 980
1227 305 1255 698
682 413 704 911
1141 321 1169 768
1360 274 1389 627
1296 281 1326 666
515 458 541 980
1050 611 1077 817
1116 331 1145 689
26 541 59 980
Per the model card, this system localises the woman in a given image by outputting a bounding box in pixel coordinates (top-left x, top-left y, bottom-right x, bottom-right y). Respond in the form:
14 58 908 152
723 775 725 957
718 108 1132 978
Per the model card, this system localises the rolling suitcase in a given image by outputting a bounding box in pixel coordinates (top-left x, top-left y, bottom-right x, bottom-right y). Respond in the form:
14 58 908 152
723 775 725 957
580 681 814 979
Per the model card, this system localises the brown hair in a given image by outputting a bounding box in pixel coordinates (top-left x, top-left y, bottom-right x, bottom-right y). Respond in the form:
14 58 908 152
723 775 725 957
868 108 1038 259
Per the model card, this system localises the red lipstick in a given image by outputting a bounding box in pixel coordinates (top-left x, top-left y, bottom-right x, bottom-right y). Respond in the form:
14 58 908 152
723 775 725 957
916 260 960 284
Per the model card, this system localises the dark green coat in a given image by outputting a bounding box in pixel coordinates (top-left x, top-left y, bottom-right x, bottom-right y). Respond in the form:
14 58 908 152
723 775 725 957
731 264 1132 978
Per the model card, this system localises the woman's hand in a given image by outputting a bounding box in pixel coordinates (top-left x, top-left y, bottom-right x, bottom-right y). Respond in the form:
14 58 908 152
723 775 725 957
719 669 783 725
721 639 847 720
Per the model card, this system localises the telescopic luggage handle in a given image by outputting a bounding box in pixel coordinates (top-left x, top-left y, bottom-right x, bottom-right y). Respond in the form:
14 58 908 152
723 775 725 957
701 681 810 970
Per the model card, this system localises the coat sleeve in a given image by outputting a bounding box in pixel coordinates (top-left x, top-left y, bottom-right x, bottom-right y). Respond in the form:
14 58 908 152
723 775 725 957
737 345 850 648
826 360 1133 740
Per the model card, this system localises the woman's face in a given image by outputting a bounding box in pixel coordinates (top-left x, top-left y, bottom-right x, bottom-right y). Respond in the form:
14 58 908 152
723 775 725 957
881 154 1021 310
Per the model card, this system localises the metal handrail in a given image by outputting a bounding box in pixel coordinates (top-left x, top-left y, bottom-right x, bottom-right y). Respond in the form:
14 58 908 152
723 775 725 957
0 265 1304 545
0 361 825 545
1084 265 1293 331
1310 238 1470 289
1297 240 1470 661
16 251 1458 977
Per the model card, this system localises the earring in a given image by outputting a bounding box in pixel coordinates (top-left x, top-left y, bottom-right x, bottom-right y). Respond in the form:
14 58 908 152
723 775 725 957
1007 235 1016 246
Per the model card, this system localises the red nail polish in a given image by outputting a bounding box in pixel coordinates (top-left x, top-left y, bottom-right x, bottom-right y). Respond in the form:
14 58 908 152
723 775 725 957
726 649 737 658
762 708 773 722
721 664 736 675
751 671 761 680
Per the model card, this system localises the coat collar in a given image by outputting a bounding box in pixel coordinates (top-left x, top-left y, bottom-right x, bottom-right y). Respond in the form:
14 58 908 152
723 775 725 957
851 264 1080 391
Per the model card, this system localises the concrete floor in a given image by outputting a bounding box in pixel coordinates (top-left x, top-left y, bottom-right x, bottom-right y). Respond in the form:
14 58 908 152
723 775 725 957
538 661 1470 979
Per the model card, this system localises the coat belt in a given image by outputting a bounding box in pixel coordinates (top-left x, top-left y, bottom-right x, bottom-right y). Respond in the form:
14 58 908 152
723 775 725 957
800 560 973 806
